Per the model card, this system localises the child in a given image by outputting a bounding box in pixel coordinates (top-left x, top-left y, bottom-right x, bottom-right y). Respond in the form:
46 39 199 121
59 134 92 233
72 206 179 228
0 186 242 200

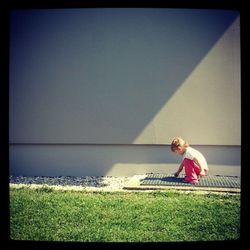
171 136 208 184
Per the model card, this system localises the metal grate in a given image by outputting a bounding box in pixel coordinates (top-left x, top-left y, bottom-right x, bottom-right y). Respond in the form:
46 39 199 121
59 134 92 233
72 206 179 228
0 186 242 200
141 173 240 188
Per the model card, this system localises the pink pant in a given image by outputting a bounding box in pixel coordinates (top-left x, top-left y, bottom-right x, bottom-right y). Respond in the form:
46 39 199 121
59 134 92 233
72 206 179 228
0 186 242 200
182 158 208 184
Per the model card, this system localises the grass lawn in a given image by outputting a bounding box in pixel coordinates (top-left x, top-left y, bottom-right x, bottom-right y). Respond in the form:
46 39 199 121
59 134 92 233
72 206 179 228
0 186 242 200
9 187 240 242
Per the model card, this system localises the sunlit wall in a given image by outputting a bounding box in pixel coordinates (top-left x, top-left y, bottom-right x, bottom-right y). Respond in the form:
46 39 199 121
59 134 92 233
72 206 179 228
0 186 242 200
9 9 240 176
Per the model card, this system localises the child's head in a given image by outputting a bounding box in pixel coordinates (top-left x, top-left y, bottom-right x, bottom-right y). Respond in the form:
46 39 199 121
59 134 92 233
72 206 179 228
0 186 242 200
170 136 189 155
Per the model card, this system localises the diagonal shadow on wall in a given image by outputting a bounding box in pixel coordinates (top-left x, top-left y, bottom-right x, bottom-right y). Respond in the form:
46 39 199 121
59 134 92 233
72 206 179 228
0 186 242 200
9 9 239 144
9 9 240 177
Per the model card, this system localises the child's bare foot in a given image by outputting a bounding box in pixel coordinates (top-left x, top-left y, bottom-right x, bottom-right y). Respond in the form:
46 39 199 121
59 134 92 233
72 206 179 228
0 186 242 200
198 174 205 181
183 179 198 185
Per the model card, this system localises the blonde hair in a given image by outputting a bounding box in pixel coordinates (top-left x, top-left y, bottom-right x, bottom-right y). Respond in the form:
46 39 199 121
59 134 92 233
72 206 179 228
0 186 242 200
170 136 189 152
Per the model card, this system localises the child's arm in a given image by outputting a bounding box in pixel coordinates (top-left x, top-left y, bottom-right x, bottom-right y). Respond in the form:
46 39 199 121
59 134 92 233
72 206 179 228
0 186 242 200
174 162 184 177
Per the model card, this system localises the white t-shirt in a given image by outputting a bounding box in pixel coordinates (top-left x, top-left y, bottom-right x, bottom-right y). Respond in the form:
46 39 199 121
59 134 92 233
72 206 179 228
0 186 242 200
182 146 208 172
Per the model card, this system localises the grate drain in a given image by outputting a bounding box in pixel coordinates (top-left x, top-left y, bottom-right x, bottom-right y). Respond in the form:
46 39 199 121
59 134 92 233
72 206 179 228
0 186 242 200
141 173 240 188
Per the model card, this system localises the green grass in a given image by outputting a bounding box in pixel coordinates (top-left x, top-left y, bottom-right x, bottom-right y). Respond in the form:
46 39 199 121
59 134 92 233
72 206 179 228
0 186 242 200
9 187 240 242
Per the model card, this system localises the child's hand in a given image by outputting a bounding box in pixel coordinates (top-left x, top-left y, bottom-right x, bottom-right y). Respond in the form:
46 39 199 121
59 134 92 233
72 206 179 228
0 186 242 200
174 172 179 177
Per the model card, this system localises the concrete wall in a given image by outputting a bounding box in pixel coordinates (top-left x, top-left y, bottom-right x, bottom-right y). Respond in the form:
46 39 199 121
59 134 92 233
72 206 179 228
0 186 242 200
9 9 241 177
9 145 241 177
